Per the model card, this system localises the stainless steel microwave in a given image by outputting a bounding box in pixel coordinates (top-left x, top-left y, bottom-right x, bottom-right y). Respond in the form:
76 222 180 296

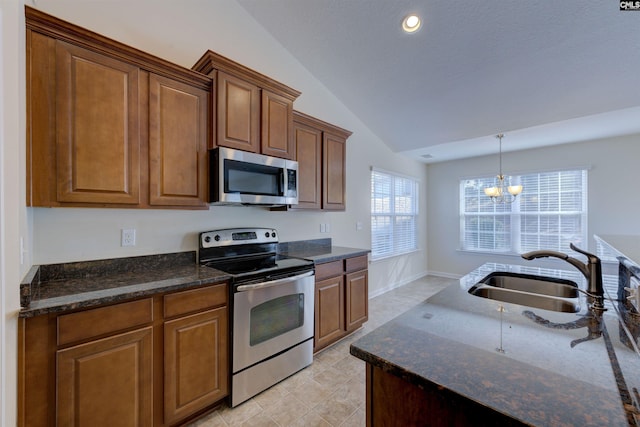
210 147 298 206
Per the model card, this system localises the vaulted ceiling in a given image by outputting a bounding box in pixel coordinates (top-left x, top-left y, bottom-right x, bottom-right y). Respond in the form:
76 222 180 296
237 0 640 162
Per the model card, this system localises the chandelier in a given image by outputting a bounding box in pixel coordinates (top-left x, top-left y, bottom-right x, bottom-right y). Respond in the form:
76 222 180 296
484 134 522 203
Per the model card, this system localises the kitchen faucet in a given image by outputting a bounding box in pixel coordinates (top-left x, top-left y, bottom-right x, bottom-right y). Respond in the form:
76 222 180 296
521 243 605 310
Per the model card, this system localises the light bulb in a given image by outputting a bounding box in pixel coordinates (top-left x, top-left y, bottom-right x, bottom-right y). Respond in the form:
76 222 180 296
402 15 421 33
508 185 523 196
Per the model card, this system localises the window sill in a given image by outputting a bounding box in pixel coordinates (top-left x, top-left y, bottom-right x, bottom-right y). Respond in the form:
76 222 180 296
371 248 421 263
456 249 523 258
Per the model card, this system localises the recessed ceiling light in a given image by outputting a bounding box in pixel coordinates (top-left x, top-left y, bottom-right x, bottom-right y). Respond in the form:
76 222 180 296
402 14 421 33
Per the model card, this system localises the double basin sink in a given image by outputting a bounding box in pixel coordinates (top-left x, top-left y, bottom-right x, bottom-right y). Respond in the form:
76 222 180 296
468 272 581 313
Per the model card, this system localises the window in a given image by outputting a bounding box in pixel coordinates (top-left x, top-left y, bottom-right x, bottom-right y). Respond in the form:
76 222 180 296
460 169 587 254
371 168 419 260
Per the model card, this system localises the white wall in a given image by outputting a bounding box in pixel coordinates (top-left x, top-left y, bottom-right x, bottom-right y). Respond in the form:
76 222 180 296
427 134 640 277
26 0 429 290
1 0 29 425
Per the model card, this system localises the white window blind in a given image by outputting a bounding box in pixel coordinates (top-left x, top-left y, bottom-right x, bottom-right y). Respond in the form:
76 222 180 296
371 168 419 260
460 169 587 254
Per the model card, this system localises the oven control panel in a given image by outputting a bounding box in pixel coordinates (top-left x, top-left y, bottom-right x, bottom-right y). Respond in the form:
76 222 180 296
200 228 278 248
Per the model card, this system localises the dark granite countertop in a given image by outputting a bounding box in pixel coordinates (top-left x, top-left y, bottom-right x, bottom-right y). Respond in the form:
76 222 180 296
19 251 230 318
278 238 370 264
19 238 369 319
351 262 640 426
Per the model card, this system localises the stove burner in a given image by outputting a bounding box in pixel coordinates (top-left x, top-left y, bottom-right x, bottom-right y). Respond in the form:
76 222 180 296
198 228 314 287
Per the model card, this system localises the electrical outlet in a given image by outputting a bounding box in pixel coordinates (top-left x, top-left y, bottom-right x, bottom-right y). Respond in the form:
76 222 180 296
356 221 363 231
121 229 136 247
320 223 326 233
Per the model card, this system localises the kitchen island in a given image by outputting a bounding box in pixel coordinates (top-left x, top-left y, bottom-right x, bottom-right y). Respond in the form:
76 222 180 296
351 260 640 426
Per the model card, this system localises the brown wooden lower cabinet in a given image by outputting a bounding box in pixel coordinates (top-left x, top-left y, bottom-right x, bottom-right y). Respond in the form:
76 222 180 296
315 275 345 350
19 283 229 427
56 327 153 427
314 255 368 352
164 306 228 425
345 269 368 332
366 364 525 426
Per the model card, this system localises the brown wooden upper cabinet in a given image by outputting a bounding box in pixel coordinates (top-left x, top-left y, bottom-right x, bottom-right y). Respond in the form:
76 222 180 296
26 7 211 209
192 51 300 159
291 111 352 210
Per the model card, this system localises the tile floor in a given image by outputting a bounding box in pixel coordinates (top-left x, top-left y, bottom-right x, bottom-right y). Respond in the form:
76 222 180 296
187 275 456 427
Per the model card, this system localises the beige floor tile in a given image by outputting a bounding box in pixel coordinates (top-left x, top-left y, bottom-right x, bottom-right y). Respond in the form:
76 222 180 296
288 377 333 409
332 377 365 408
217 399 262 426
252 380 291 410
189 410 228 427
311 396 358 427
263 394 311 426
312 364 350 389
289 410 333 427
279 367 314 392
341 407 366 427
239 412 279 427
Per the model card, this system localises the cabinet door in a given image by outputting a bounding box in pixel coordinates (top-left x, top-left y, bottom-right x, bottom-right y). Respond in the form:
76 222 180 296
149 74 208 207
292 120 322 209
56 41 141 204
56 327 153 427
345 270 368 331
322 132 347 210
261 89 293 159
164 306 228 425
216 71 260 152
315 275 345 351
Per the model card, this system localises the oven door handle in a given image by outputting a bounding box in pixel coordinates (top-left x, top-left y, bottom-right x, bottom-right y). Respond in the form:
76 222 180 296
236 271 314 292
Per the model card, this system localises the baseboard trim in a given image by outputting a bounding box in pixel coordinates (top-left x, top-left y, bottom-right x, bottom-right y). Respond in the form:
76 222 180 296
368 271 428 299
427 270 463 280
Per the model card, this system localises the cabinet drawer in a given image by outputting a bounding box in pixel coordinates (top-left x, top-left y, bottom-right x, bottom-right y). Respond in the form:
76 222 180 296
315 260 343 281
345 255 368 273
164 283 227 319
57 298 153 347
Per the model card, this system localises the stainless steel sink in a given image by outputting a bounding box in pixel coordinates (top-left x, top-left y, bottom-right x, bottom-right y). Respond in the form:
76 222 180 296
478 272 579 298
468 272 581 313
469 287 581 313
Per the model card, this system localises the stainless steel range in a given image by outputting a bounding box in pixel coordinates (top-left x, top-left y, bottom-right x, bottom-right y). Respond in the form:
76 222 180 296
198 228 315 407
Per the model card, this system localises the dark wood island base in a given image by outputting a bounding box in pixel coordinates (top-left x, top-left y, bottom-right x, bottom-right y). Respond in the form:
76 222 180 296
365 364 527 427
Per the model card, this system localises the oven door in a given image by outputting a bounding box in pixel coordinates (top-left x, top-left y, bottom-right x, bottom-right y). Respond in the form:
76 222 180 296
232 271 314 373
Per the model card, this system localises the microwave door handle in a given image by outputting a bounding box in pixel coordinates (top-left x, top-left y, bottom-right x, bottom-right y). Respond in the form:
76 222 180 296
280 169 285 195
236 271 314 292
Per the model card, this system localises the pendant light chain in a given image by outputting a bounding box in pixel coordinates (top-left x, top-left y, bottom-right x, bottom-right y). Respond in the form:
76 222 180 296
497 133 504 179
